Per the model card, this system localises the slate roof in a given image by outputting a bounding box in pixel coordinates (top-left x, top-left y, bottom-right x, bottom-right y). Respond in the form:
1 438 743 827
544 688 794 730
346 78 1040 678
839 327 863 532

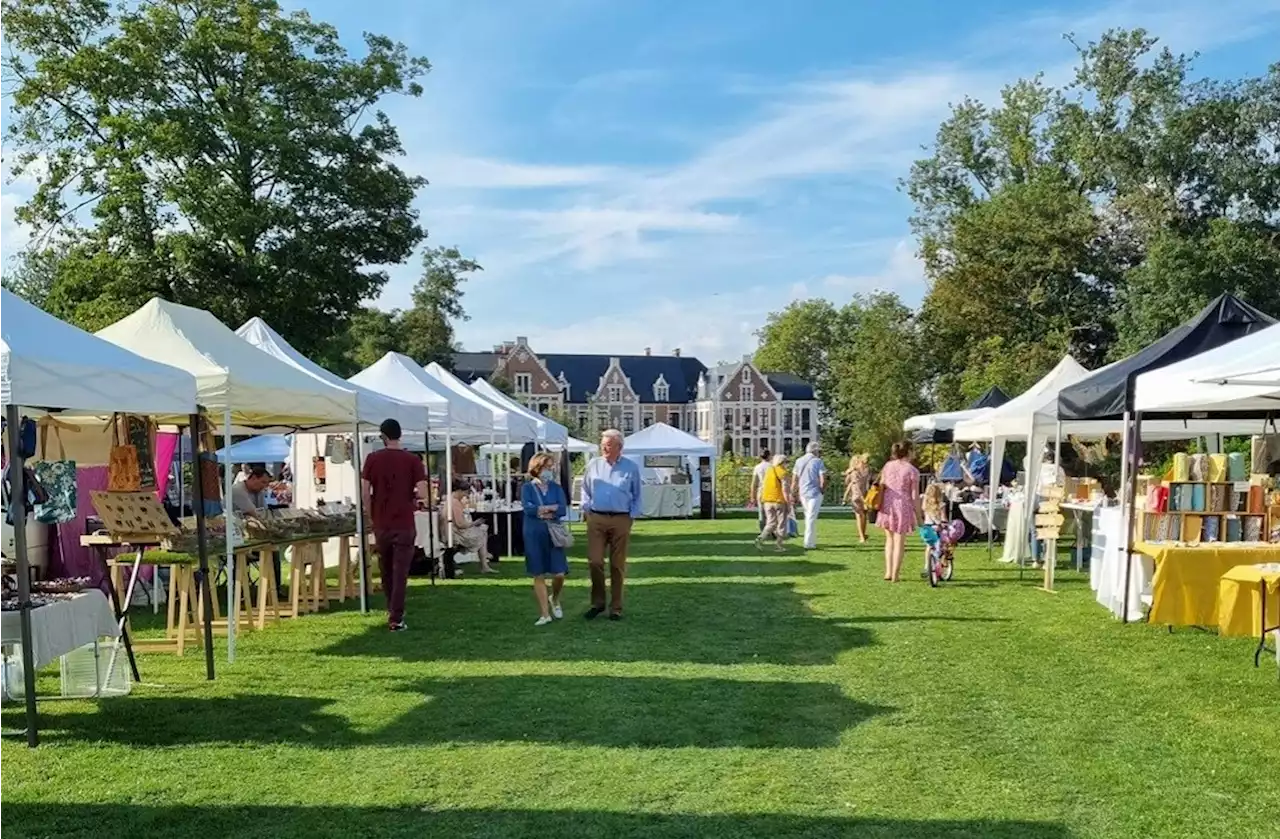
452 350 817 403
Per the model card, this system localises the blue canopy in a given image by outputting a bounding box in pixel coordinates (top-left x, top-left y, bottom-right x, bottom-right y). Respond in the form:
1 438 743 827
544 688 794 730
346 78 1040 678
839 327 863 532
215 434 292 464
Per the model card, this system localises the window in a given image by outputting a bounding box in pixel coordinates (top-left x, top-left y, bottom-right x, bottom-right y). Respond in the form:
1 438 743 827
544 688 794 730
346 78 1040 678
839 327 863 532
783 438 794 455
741 367 751 383
741 409 751 430
576 407 588 429
514 373 532 394
740 383 753 403
801 408 811 431
741 438 752 456
537 402 550 415
759 437 769 454
723 409 733 430
757 407 770 430
654 381 669 402
800 437 810 451
668 409 680 430
783 408 793 431
643 407 655 428
622 412 635 433
608 384 623 402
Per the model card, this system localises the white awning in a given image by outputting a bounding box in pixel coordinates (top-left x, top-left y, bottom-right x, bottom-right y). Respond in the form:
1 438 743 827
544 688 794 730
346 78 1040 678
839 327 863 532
1135 325 1280 413
422 362 539 443
470 378 570 445
622 422 715 457
349 353 491 439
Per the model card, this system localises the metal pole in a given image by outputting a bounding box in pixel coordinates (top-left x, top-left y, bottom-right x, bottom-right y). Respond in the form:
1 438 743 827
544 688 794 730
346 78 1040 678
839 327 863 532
986 439 998 561
1121 410 1143 624
445 428 454 546
7 405 40 746
505 431 513 558
352 426 368 614
425 428 436 564
188 412 216 680
223 407 236 662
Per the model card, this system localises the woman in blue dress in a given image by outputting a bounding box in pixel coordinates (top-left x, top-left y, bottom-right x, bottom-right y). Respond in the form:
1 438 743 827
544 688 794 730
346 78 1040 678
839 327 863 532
521 452 569 626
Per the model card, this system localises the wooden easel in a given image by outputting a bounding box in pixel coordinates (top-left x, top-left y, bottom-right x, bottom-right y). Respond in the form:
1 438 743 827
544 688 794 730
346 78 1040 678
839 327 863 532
1036 486 1065 593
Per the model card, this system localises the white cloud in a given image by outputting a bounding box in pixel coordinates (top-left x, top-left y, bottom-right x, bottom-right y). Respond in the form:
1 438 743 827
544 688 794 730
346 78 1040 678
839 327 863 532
419 154 623 189
821 240 926 298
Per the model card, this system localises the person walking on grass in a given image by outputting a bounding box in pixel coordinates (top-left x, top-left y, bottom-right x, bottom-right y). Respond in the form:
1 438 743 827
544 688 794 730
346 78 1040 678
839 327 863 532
749 449 772 533
877 440 920 582
842 453 872 544
791 441 827 550
361 418 428 632
755 453 790 553
522 452 569 627
580 429 641 621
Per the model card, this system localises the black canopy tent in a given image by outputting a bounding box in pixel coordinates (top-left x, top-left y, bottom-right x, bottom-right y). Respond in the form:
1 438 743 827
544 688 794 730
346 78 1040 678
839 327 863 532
1056 293 1277 623
910 386 1012 445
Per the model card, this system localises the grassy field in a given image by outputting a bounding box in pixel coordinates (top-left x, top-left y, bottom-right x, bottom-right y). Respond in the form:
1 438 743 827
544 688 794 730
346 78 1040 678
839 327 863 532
3 515 1276 839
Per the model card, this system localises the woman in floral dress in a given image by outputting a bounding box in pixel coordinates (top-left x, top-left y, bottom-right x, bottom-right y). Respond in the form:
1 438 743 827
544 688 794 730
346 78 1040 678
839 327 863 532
877 440 920 582
842 453 872 544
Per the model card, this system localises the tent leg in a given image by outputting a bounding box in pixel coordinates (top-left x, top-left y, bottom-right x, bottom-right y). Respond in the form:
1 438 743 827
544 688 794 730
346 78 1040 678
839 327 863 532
445 430 454 547
7 404 40 747
505 432 513 558
353 428 368 614
425 431 436 581
188 412 216 680
1121 411 1143 624
223 408 236 663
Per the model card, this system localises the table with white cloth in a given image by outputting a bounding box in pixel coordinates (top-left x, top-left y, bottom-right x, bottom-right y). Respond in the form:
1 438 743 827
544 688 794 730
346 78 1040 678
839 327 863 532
1 590 119 679
1060 501 1097 571
960 502 1009 535
640 484 694 519
1089 506 1152 621
415 508 523 560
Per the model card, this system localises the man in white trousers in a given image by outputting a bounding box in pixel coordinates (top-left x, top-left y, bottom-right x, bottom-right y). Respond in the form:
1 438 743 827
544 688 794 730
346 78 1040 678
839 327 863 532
791 441 827 550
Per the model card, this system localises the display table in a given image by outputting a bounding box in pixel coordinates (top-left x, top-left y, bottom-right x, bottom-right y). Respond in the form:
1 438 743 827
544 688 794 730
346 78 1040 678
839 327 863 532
1 590 118 673
1134 541 1280 628
1217 564 1280 665
960 502 1008 535
1000 498 1027 564
1060 501 1097 571
1091 508 1150 621
640 483 694 518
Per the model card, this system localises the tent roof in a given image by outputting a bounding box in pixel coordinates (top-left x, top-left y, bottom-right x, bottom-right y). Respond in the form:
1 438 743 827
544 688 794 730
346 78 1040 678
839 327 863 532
236 317 429 433
215 434 292 464
1 289 198 416
470 378 569 445
481 436 596 455
423 362 540 442
622 421 715 456
952 356 1091 440
1134 324 1280 414
968 386 1010 409
349 353 491 439
903 386 1012 439
1058 294 1276 421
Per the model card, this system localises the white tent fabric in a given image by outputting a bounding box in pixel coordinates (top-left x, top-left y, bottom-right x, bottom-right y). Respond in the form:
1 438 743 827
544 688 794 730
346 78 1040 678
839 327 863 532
349 353 488 437
622 422 715 457
96 298 354 426
903 407 994 433
236 317 429 432
422 362 539 443
1 289 197 416
482 436 596 455
1135 325 1280 413
1212 365 1280 387
951 357 1091 441
470 378 569 445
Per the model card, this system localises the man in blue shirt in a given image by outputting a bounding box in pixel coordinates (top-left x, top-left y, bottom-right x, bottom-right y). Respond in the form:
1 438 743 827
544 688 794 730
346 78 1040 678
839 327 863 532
580 428 642 620
791 441 827 549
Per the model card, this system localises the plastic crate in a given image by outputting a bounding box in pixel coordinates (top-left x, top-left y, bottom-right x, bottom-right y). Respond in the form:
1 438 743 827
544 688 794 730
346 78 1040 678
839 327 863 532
59 642 131 698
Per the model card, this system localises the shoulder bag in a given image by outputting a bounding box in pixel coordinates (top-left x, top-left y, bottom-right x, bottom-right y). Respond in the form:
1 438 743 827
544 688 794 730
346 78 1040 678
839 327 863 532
534 482 574 549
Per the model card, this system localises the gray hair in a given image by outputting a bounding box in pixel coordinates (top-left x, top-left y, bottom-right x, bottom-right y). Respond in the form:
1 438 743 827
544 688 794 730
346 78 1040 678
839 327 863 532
771 453 787 466
601 429 624 447
806 441 821 455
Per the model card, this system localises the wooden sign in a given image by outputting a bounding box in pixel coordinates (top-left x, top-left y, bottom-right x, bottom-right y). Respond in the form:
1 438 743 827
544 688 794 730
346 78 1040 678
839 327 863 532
1035 513 1065 527
90 490 179 542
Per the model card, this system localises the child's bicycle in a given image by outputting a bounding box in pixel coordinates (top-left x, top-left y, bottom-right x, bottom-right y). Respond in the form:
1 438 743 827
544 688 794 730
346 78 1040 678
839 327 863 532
918 520 964 587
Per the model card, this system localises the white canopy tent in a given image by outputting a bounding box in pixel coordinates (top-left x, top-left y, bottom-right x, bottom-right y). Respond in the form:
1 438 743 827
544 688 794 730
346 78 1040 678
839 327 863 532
235 317 432 615
96 298 358 662
482 436 597 455
470 378 569 446
622 422 716 457
903 406 995 435
2 291 204 744
1135 325 1280 414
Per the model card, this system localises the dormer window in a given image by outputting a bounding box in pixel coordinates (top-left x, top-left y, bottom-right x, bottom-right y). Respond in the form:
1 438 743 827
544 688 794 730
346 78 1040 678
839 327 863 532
654 374 670 403
608 385 622 402
556 372 570 400
741 367 751 383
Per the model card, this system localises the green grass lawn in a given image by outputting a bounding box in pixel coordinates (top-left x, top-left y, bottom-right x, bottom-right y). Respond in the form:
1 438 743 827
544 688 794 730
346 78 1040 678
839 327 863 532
3 516 1276 839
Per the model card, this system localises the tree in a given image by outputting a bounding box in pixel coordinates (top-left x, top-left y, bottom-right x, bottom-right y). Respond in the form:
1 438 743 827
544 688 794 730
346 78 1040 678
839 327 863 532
319 305 405 377
487 374 515 397
3 0 428 356
753 299 841 396
400 246 480 367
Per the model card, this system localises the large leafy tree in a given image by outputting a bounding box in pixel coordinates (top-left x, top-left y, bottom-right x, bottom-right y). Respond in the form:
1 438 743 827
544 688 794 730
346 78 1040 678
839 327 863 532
3 0 428 355
753 299 841 398
399 246 480 368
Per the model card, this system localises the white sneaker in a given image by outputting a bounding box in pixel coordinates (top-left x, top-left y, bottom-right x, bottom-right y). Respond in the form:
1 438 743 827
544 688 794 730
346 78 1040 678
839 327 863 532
551 601 564 620
534 615 553 627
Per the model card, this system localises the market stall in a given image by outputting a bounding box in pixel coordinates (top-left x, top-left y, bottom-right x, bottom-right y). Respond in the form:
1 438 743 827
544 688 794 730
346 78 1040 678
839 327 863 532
620 423 713 518
904 386 1009 445
2 289 201 746
96 298 357 661
470 378 570 447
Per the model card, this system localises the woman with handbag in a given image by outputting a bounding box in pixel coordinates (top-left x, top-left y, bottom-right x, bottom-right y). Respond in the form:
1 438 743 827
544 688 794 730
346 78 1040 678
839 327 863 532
521 452 570 626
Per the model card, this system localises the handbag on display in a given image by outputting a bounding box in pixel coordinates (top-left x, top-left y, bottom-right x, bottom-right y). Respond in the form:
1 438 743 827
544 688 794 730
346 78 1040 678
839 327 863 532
32 418 77 525
324 435 348 464
107 414 142 492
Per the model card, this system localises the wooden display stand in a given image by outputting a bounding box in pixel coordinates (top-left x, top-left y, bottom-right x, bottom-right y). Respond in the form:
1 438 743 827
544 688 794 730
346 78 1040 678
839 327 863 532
1142 480 1268 544
1035 487 1065 593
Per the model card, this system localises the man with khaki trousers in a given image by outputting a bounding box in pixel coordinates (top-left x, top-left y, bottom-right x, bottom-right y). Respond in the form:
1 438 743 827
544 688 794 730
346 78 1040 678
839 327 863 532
580 429 642 621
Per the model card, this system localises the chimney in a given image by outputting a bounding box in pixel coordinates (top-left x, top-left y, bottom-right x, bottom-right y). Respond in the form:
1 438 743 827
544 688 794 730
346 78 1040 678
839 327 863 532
643 347 651 356
516 336 528 346
673 348 680 357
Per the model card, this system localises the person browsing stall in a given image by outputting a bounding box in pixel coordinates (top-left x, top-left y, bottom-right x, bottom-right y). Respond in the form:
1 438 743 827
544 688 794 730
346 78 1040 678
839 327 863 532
230 466 270 519
361 419 428 632
580 429 641 621
522 452 569 627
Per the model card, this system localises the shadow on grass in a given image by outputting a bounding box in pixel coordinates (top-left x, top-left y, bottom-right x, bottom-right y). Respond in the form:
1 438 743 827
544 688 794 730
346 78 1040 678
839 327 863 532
326 581 873 666
1 805 1075 839
850 615 1011 624
32 678 888 750
626 559 845 578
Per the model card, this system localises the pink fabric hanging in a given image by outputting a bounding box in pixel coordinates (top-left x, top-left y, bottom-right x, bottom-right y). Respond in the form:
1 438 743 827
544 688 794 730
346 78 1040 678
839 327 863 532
154 430 179 500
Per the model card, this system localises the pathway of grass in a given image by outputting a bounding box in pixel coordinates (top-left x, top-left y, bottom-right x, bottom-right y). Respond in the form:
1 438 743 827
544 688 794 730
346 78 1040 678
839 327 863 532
3 516 1276 838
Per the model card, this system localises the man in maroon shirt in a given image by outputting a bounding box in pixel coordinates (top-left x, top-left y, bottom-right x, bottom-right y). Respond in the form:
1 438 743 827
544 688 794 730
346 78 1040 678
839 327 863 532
361 419 428 631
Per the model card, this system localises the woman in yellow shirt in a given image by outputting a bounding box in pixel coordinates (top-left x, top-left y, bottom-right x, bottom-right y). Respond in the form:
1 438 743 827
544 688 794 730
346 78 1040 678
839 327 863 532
755 454 790 552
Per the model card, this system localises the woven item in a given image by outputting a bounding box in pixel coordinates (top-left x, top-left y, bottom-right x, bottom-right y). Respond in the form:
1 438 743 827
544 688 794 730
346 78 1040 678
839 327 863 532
106 414 142 492
1188 454 1208 482
1243 517 1263 542
1208 484 1227 512
1172 453 1190 482
1190 484 1206 512
1227 452 1247 481
1202 516 1220 542
1208 454 1228 483
1225 516 1243 542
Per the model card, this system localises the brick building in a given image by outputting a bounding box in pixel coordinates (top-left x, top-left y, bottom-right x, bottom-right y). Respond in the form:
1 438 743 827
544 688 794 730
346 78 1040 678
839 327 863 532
452 339 819 457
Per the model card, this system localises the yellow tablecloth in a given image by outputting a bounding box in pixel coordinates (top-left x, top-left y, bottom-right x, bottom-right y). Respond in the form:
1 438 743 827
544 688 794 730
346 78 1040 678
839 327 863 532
1217 565 1280 638
1134 541 1280 627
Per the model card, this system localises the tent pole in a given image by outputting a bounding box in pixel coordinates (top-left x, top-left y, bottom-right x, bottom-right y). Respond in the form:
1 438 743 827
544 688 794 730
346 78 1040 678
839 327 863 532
505 431 513 558
445 429 454 547
425 427 436 574
7 404 40 746
1121 410 1142 624
223 407 236 663
352 426 368 614
986 440 998 561
188 412 216 680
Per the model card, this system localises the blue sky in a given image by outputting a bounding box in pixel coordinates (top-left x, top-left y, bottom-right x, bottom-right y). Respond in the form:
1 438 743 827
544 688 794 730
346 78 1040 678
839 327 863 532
4 0 1280 362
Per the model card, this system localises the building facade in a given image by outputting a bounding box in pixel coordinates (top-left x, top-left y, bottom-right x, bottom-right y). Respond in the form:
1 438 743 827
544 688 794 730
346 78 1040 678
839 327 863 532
452 339 818 457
